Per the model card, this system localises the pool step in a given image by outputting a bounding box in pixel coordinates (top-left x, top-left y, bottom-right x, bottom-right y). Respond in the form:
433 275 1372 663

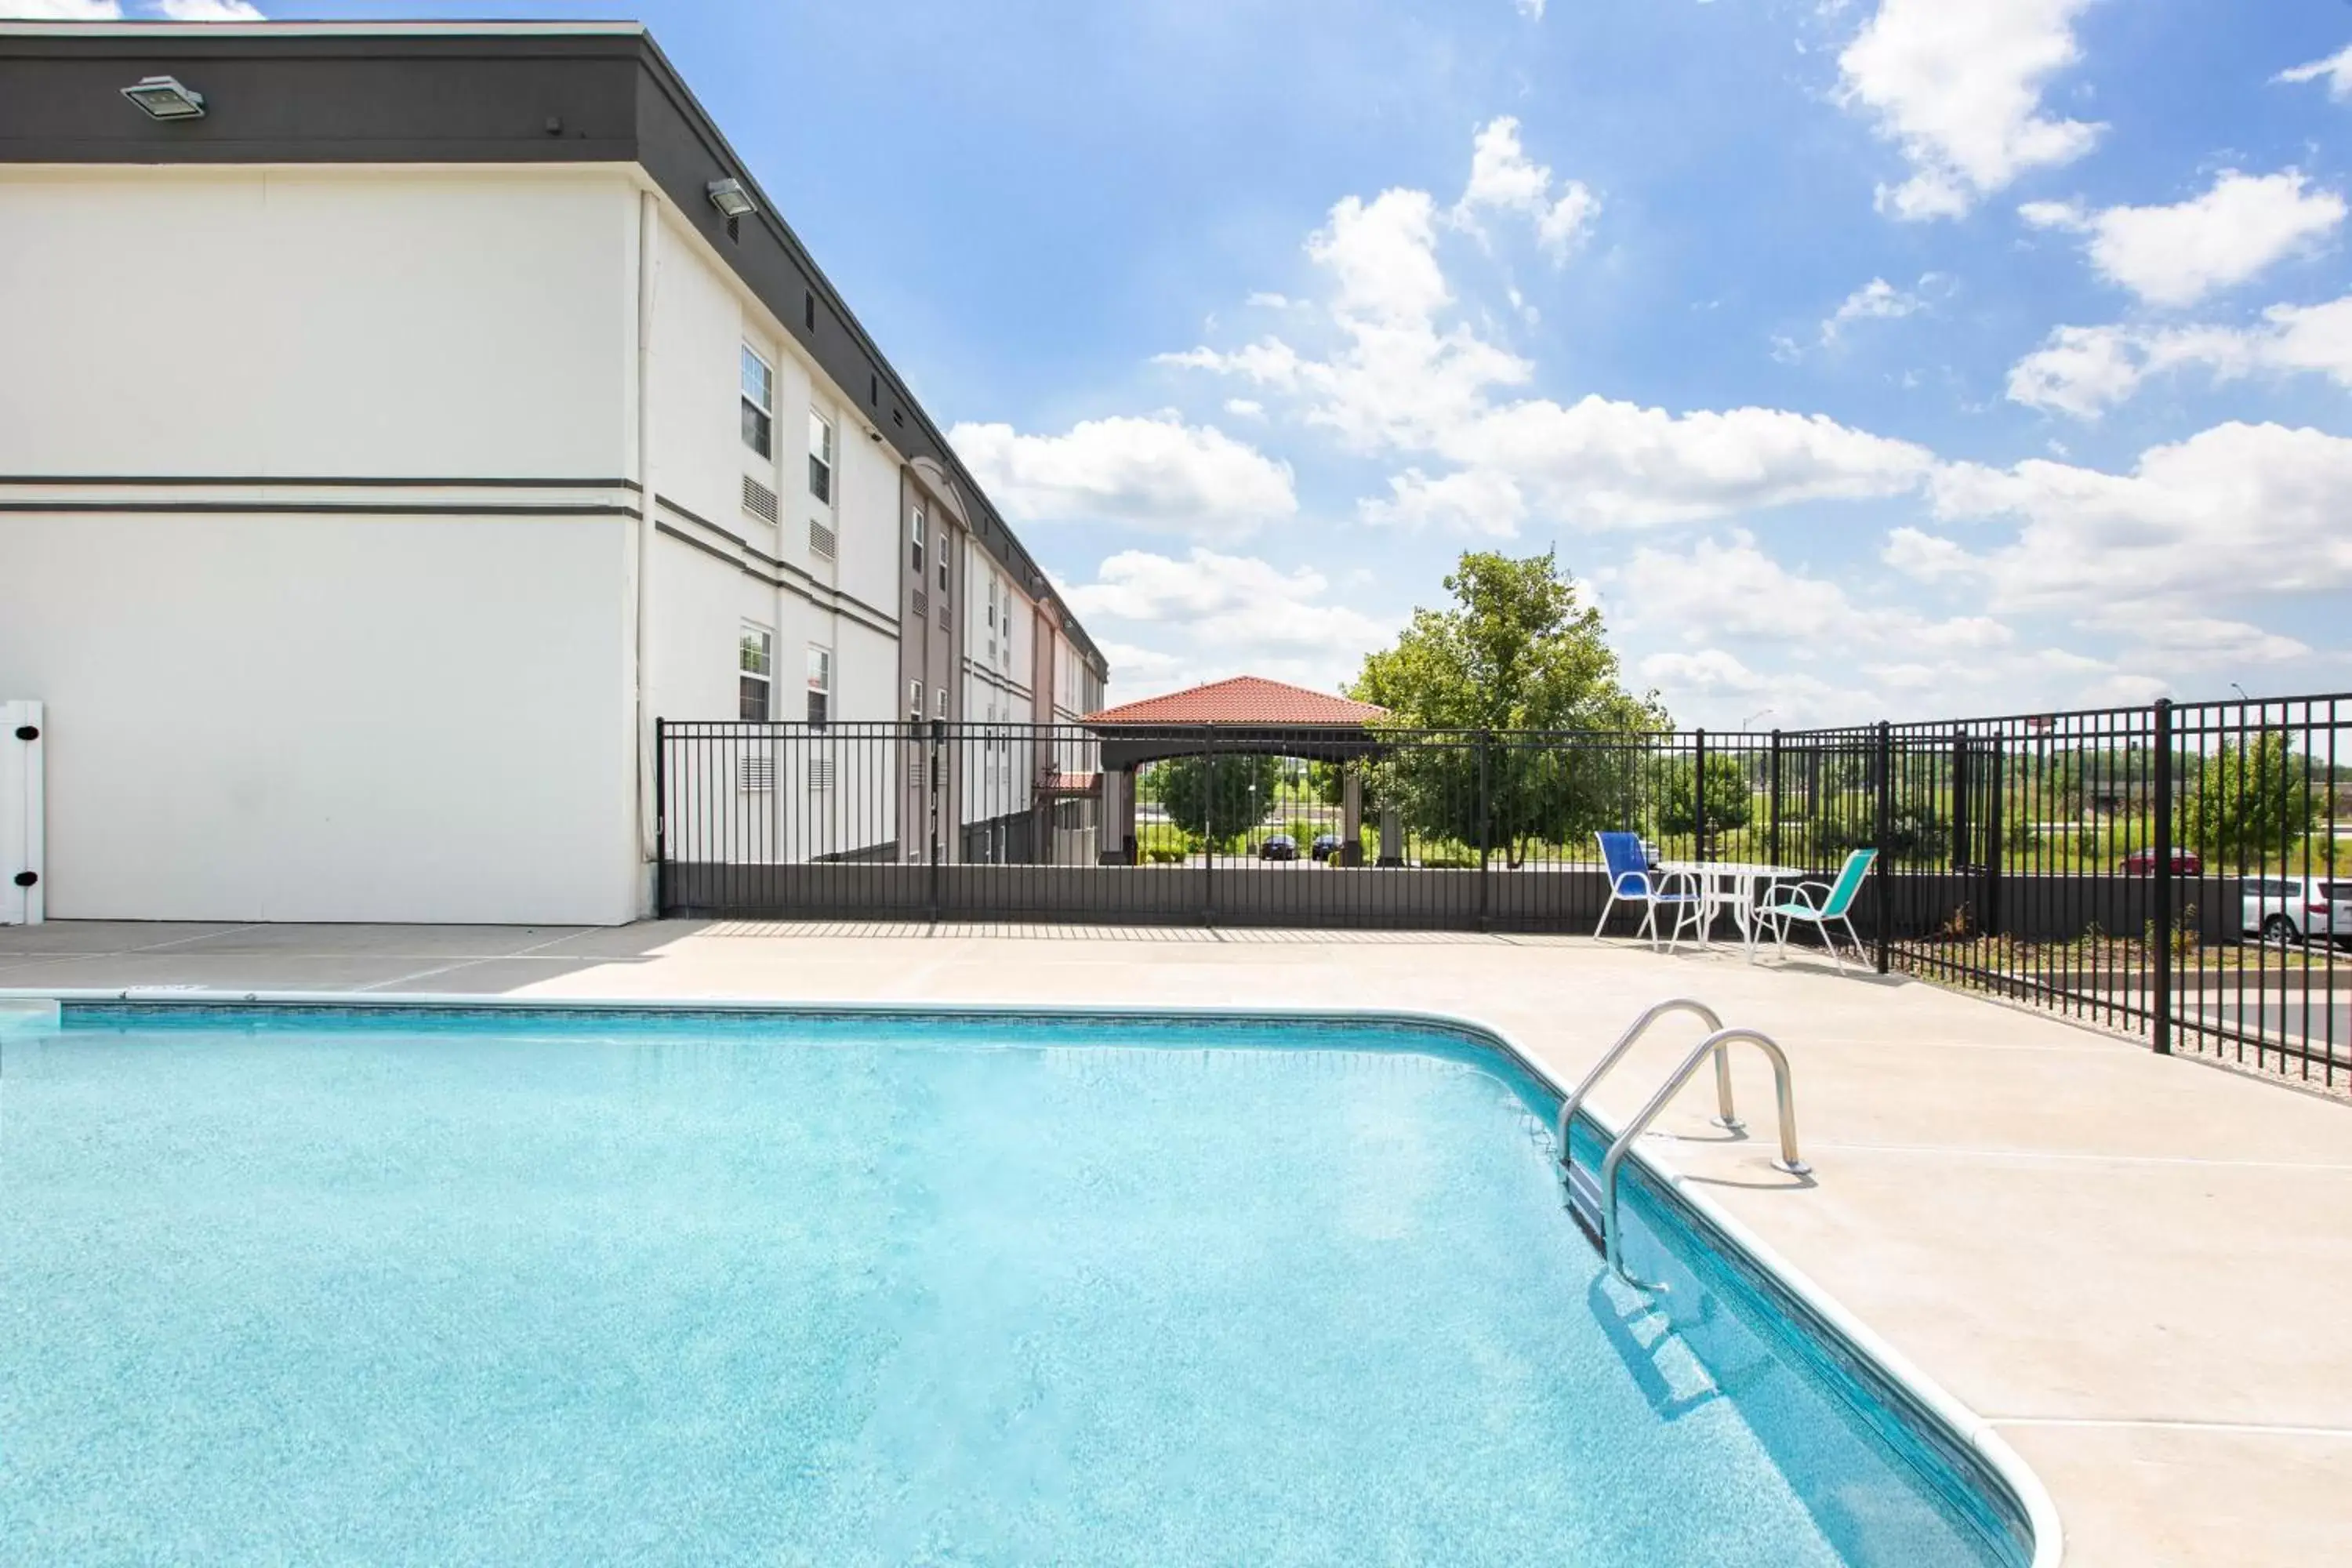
1563 1159 1605 1246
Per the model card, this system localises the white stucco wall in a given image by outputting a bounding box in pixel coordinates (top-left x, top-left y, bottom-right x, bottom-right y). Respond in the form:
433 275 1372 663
640 203 906 728
0 166 635 479
0 513 639 923
0 165 643 923
0 158 1093 920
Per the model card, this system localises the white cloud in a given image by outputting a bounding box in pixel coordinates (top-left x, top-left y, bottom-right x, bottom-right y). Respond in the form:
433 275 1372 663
949 414 1296 539
2003 322 2149 417
2021 169 2347 307
2276 43 2352 100
0 1 269 18
1163 122 1932 535
1434 395 1933 528
1450 116 1600 263
1515 0 1545 19
1821 276 1929 343
1 1 122 16
2082 611 2312 667
1222 398 1265 419
1616 532 2011 650
1314 187 1451 325
1358 467 1526 536
1930 420 2352 604
1882 525 1981 583
1066 548 1395 698
2007 294 2352 417
1838 0 2102 220
1640 648 1773 698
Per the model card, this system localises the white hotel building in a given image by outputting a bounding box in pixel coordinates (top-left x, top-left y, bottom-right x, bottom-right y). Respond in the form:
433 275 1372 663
0 20 1107 926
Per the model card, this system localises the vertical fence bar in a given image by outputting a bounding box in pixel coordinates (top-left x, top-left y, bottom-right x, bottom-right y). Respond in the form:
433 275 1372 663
1874 719 1893 975
927 718 943 924
1693 726 1708 863
1203 731 1216 927
1985 733 2005 940
1768 728 1782 868
2152 698 2174 1054
652 717 668 917
1476 730 1492 932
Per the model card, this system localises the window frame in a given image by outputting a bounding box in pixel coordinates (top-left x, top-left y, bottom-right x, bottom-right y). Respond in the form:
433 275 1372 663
909 506 926 578
807 408 835 505
738 622 774 722
805 644 832 726
739 344 775 460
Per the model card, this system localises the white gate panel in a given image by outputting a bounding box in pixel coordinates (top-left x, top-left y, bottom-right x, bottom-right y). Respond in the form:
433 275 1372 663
2 701 42 925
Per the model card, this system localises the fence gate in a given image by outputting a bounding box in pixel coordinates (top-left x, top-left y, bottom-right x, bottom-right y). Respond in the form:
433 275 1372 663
2 700 42 926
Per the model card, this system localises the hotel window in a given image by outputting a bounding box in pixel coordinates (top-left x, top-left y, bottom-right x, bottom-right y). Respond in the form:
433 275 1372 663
807 410 834 504
936 687 949 720
806 645 832 725
738 623 773 721
740 346 774 459
938 532 950 593
909 677 924 720
909 507 926 577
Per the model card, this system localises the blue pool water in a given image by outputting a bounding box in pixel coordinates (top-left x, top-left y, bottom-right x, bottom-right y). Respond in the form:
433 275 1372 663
1 1006 2025 1566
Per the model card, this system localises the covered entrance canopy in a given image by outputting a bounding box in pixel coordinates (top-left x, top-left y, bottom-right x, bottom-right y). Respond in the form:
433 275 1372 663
1081 676 1388 769
1080 676 1391 864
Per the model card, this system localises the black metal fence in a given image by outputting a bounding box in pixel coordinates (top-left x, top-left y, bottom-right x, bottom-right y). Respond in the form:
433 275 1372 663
658 694 2349 1083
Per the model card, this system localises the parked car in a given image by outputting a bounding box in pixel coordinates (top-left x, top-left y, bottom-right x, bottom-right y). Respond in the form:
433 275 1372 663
1259 833 1299 862
2243 876 2351 946
1310 833 1342 862
2119 848 2202 877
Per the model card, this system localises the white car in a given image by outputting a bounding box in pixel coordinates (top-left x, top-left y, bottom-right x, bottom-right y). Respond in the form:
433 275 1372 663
2242 876 2351 946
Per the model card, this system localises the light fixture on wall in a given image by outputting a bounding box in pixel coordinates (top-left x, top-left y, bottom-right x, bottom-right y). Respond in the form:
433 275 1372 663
121 75 206 121
706 178 757 219
866 426 884 443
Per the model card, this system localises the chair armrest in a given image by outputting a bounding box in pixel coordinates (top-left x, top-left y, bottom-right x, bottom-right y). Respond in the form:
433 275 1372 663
1610 869 1652 898
1771 880 1832 913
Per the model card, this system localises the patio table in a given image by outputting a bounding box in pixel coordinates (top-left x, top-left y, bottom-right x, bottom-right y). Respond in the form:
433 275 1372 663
1656 860 1809 960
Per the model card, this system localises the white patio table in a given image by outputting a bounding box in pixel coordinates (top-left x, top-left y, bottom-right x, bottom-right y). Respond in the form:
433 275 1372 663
1656 860 1809 960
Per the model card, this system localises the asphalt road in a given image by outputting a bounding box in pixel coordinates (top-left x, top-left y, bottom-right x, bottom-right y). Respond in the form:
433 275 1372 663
2184 992 2352 1065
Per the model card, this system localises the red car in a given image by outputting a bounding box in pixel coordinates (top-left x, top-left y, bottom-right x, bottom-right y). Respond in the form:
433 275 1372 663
2120 848 2202 876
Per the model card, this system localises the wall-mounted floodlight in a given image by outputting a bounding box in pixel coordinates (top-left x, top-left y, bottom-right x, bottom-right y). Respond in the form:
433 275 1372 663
122 75 206 122
706 178 757 220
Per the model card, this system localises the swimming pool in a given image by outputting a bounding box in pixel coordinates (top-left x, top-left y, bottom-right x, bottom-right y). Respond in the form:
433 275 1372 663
1 1000 2045 1565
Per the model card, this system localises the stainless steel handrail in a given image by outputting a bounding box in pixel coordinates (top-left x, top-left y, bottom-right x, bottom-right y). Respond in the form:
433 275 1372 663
1599 1025 1809 1290
1555 998 1740 1168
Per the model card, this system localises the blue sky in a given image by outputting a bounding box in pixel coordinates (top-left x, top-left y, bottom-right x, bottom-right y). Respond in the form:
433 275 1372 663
35 0 2352 723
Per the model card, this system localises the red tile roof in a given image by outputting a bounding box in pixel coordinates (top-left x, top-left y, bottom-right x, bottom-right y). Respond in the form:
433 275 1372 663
1084 675 1388 728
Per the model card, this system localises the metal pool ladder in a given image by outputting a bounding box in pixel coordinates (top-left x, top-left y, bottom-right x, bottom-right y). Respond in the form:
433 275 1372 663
1557 998 1810 1290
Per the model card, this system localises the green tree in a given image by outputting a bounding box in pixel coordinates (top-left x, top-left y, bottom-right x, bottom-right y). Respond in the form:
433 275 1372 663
2185 731 2318 860
1151 753 1283 846
1348 550 1664 865
1657 755 1755 836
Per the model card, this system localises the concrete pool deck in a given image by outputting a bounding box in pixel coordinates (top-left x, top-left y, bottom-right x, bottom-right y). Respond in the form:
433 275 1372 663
3 918 2347 1566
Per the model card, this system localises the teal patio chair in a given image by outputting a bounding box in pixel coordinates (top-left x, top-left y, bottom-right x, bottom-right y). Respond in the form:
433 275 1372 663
1760 848 1877 971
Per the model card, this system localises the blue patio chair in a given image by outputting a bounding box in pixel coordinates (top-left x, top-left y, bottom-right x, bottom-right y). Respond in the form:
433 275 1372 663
1593 831 1707 952
1759 849 1878 971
